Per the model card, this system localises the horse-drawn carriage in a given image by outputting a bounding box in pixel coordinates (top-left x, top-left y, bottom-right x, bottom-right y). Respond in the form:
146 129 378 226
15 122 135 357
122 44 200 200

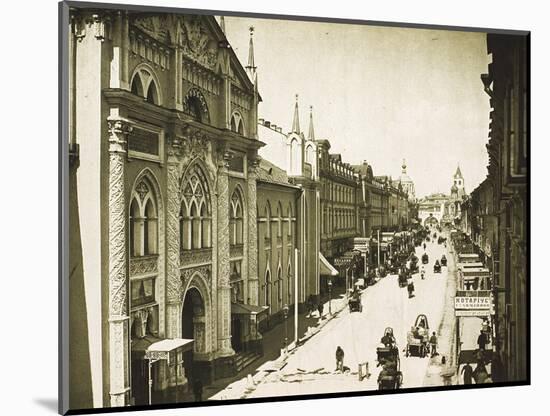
405 315 430 357
434 260 442 273
348 291 363 312
440 255 447 267
377 328 402 389
421 253 429 264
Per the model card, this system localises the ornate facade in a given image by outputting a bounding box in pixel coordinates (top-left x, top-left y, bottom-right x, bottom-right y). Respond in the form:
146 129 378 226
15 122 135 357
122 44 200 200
69 9 265 408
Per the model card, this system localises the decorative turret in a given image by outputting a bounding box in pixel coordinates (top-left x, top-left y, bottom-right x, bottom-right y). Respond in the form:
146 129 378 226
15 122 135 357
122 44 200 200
245 26 256 79
308 105 315 140
291 94 300 134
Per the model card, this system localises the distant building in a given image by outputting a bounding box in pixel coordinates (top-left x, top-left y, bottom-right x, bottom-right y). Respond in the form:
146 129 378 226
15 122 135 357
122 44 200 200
417 165 466 228
395 159 416 202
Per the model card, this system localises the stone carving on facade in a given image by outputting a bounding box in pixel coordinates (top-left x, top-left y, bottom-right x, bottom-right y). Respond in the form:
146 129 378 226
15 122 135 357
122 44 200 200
178 16 218 69
166 136 182 304
107 116 132 317
129 255 158 277
180 248 213 266
107 114 133 406
180 266 212 295
229 244 244 259
132 15 170 44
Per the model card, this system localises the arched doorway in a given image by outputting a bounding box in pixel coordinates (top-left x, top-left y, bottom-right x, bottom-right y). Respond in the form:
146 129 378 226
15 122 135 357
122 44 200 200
181 287 205 382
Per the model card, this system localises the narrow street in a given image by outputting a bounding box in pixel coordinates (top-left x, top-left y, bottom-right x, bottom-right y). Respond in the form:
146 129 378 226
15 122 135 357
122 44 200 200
223 235 456 399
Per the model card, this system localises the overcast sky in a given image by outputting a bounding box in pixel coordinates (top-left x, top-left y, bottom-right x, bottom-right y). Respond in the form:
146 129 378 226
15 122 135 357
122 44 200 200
222 16 491 198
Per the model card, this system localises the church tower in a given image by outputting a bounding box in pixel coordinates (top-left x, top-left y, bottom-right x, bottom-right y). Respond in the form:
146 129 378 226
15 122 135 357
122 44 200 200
452 164 465 199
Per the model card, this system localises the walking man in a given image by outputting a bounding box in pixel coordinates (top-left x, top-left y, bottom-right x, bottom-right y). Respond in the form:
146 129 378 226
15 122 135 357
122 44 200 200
317 302 324 319
429 332 438 357
461 362 474 385
335 346 345 372
477 330 488 351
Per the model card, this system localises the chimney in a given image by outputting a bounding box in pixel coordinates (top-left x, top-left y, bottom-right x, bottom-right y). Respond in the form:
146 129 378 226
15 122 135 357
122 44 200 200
271 124 277 130
277 127 282 133
264 120 271 128
259 118 265 124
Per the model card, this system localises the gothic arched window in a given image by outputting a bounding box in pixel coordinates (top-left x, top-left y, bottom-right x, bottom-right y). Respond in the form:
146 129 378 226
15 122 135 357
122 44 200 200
230 189 244 246
130 67 161 105
230 112 245 136
183 88 210 124
180 164 212 250
129 178 158 257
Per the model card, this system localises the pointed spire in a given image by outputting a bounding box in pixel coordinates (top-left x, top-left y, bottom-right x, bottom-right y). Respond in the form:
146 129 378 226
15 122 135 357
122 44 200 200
246 26 256 78
454 163 463 179
402 158 407 174
308 106 315 140
292 94 300 134
220 16 226 35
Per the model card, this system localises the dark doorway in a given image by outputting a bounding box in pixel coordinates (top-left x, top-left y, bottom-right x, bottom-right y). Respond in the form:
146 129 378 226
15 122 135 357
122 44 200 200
131 354 148 406
181 288 204 381
231 318 243 352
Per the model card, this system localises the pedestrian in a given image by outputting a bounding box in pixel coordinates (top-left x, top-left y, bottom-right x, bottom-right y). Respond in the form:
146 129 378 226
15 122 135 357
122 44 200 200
461 362 474 385
307 295 315 317
477 330 488 351
192 378 203 402
317 302 324 319
335 346 345 372
440 356 455 386
473 362 489 384
429 332 438 357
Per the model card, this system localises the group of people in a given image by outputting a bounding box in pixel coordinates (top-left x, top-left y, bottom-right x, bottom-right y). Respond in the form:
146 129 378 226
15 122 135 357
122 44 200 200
460 319 493 385
307 295 325 319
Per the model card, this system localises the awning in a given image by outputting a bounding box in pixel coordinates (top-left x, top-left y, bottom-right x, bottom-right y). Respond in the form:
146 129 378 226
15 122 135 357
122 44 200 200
319 252 339 276
144 338 194 361
231 302 269 317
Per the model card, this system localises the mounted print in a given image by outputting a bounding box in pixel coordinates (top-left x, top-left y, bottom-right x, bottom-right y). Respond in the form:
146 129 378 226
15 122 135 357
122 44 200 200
59 1 530 414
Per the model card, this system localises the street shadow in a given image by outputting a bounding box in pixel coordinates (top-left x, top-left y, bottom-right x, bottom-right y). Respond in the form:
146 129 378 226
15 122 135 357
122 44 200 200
33 398 57 413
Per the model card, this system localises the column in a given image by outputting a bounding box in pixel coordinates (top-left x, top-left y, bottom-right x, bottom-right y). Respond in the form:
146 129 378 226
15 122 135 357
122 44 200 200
247 158 260 306
107 114 132 407
216 150 234 356
166 136 182 339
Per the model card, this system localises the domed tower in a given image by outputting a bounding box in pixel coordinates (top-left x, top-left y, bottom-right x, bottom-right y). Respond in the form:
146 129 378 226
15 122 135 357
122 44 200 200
398 159 416 202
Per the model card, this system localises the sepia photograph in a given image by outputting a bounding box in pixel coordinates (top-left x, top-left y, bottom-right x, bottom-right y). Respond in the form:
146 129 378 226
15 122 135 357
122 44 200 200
60 1 529 413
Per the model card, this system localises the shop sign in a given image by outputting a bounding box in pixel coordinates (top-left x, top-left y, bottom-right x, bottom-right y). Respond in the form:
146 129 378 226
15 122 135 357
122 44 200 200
454 290 491 310
455 309 491 317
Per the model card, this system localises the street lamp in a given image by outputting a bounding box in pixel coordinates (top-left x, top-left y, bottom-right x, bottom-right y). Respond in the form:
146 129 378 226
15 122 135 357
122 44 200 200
327 279 332 316
283 303 289 353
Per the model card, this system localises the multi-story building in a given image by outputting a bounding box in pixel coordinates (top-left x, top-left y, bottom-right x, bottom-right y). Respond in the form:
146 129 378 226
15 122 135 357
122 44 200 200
255 100 321 324
479 33 527 382
317 141 361 260
68 10 273 408
458 33 527 383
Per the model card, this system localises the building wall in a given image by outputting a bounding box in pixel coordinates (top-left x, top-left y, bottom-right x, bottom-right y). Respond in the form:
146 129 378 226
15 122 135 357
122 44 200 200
256 183 298 323
70 10 263 408
317 142 360 259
